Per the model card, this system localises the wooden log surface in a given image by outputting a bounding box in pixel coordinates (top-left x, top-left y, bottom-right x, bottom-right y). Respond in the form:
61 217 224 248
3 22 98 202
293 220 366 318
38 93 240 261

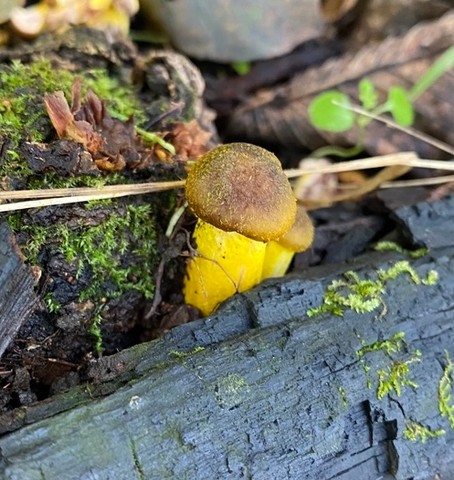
1 196 454 479
0 222 38 358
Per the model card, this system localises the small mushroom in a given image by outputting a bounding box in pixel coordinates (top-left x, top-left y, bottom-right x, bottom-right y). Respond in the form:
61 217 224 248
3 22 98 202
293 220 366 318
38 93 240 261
261 204 314 279
184 143 296 316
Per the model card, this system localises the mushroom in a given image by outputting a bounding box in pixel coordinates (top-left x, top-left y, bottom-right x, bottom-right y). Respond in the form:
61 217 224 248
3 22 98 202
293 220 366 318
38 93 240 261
9 0 138 40
261 204 314 279
184 142 296 316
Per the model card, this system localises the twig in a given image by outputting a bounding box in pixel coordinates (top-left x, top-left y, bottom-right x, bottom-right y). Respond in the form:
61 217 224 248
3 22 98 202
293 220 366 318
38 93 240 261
285 153 454 178
2 153 454 213
340 103 454 156
0 180 185 213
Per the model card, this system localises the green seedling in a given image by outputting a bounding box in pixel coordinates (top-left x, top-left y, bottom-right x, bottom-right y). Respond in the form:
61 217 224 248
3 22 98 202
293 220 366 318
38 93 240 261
231 61 252 76
308 45 454 157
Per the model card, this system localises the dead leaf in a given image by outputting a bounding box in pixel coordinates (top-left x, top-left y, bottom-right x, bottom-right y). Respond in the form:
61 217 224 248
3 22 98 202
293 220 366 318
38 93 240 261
320 0 359 23
301 165 410 210
227 12 454 158
343 0 453 50
44 80 145 171
164 120 212 160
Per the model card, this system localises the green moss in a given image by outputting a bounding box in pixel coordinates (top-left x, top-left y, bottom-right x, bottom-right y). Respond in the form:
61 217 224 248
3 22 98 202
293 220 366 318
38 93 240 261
307 271 384 317
357 332 406 358
0 59 173 352
357 332 421 400
307 261 438 318
169 346 205 360
377 356 420 399
377 260 437 286
0 59 72 147
338 386 348 408
44 292 61 314
374 241 428 259
38 203 153 297
129 438 145 480
0 57 143 178
438 350 454 428
12 201 157 352
89 307 105 354
403 420 445 442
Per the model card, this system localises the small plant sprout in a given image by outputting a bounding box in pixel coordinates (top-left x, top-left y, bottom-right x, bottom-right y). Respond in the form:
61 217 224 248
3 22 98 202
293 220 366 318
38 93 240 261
183 143 297 316
308 45 454 158
262 204 314 279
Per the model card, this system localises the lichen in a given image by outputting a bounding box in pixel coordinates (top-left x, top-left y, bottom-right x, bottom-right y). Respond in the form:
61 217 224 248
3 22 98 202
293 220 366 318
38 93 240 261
307 261 438 318
403 420 445 442
438 350 454 428
214 374 249 409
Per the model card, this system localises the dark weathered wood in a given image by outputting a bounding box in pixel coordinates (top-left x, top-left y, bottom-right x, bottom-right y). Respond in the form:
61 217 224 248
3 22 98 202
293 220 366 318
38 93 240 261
0 241 453 479
0 221 38 358
393 194 454 249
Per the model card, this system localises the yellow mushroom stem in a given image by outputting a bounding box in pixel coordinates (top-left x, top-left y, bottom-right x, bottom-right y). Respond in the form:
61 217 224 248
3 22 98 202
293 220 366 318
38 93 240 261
184 219 266 316
262 205 314 279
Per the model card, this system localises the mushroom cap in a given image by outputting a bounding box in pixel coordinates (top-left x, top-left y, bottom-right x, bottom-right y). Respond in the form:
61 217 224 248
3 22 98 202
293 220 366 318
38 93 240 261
278 204 314 252
185 143 296 242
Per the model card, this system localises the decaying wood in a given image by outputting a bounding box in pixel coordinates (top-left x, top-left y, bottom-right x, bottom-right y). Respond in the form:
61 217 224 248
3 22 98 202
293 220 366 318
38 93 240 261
0 222 38 359
1 195 454 479
227 12 454 157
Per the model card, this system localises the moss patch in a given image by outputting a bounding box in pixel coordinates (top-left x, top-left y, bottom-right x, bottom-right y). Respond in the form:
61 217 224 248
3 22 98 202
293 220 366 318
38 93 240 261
307 261 438 318
0 59 166 352
357 332 421 400
403 420 445 442
0 58 142 178
374 241 428 259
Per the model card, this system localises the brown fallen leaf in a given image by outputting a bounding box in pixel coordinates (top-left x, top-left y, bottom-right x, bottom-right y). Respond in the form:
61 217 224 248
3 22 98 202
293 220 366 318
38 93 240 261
294 159 410 209
44 79 146 172
163 119 212 160
227 12 454 158
320 0 359 23
343 0 453 50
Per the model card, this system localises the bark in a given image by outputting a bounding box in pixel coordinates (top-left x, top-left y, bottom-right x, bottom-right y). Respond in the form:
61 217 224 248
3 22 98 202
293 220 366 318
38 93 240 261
0 222 38 358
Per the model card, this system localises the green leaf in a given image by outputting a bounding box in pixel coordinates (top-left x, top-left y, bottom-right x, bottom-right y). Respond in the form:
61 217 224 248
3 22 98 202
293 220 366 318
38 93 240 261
231 61 251 76
358 78 378 111
410 45 454 100
387 86 414 127
308 91 355 132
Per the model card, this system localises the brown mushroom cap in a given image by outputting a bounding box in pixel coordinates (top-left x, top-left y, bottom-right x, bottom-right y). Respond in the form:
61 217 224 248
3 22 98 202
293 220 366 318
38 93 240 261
278 204 314 252
185 143 296 242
